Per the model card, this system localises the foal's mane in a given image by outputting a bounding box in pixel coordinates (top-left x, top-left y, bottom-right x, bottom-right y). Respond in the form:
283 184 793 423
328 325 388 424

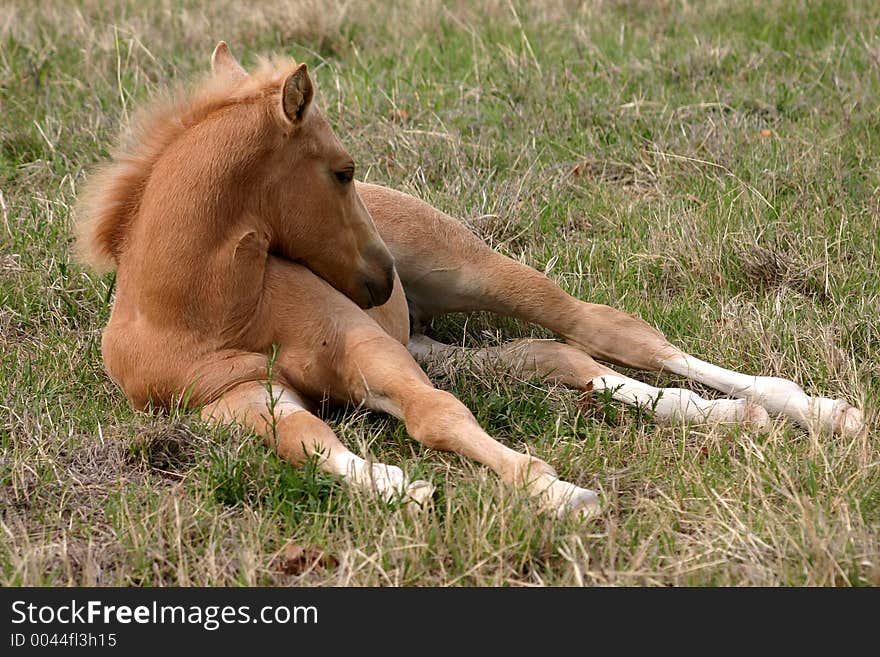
74 58 298 273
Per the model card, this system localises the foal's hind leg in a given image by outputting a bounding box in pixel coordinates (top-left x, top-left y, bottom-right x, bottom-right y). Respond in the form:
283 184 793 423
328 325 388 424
478 295 864 436
467 269 863 435
409 335 770 428
359 183 865 436
329 326 599 517
202 379 433 504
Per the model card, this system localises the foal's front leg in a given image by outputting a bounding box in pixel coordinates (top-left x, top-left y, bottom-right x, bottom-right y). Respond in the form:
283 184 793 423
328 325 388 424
331 327 600 517
202 379 433 504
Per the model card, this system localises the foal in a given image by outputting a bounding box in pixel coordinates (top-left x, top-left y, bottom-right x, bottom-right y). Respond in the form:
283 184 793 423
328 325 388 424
76 43 865 518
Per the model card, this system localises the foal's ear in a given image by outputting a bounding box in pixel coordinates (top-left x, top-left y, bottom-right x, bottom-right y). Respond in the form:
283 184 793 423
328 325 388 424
281 64 313 125
211 41 247 80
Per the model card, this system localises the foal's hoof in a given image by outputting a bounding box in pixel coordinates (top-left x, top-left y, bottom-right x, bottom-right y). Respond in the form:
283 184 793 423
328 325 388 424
404 479 435 507
797 397 866 436
741 377 865 437
741 402 771 431
828 400 866 437
535 475 601 520
565 487 601 520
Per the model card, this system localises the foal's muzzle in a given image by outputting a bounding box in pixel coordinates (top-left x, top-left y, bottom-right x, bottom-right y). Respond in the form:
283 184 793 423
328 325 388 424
355 243 395 309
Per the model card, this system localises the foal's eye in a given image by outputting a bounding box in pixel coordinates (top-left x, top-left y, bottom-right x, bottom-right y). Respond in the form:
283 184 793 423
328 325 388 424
334 168 354 184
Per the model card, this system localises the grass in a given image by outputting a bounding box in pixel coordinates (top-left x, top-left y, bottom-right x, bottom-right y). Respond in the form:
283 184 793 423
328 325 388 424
1 0 878 586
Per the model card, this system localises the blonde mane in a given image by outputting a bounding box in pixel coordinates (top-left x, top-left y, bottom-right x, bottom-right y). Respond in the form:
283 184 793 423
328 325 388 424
74 57 299 272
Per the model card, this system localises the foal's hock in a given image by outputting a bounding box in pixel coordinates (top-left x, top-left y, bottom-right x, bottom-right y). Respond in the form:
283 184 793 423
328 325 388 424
75 42 866 518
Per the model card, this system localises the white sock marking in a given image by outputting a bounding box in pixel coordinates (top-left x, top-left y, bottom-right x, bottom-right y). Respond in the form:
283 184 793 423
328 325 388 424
529 472 600 519
325 452 433 503
589 374 761 424
661 355 864 434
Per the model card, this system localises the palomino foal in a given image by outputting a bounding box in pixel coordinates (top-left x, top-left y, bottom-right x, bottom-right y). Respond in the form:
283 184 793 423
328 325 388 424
76 44 865 519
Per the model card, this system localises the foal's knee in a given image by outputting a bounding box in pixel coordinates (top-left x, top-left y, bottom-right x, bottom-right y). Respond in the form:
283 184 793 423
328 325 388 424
401 387 481 451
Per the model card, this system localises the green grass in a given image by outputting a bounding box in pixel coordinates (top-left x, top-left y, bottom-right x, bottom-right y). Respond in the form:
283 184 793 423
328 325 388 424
1 0 878 586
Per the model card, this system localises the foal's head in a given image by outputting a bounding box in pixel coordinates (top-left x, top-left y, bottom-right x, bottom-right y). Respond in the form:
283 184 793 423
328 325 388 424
211 43 394 308
77 42 395 309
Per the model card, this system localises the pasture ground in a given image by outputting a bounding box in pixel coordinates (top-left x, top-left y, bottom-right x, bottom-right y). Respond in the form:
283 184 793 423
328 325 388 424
1 0 878 585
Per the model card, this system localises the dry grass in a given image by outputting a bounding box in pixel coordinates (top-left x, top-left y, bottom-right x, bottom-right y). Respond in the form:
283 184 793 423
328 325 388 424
1 0 878 586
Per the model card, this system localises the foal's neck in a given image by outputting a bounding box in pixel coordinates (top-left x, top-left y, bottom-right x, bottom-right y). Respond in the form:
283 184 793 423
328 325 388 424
119 114 272 311
138 118 269 255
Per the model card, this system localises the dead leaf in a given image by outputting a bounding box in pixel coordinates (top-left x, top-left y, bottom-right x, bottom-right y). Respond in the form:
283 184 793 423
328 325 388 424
574 385 593 409
389 108 409 122
275 542 338 575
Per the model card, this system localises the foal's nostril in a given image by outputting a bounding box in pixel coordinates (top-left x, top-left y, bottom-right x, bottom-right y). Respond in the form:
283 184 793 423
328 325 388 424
361 268 393 308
